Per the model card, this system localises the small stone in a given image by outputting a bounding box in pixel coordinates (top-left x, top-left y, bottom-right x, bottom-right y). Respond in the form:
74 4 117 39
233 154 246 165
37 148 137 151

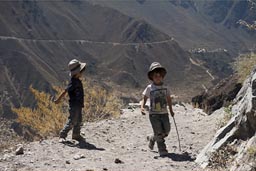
103 168 108 171
15 146 24 155
114 158 124 164
74 154 85 160
3 150 9 153
66 160 71 164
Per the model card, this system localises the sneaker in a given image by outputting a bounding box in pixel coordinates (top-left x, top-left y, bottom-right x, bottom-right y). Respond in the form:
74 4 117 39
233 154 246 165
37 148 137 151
72 135 85 142
159 150 169 157
147 136 155 150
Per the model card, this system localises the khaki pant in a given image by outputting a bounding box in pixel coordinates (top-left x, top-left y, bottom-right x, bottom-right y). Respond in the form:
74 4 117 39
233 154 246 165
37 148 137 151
60 105 82 138
149 114 170 152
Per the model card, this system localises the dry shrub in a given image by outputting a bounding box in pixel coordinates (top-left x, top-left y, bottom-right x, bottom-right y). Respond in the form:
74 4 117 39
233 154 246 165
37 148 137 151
216 105 233 129
83 80 122 122
234 53 256 82
12 86 68 137
247 146 256 159
208 144 237 169
12 80 122 137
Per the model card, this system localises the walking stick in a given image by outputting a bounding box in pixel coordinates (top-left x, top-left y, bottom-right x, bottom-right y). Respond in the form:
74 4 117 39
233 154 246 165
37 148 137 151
172 116 181 152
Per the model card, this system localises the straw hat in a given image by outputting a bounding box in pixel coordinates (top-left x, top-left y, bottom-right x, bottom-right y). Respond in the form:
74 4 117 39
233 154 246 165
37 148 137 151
68 59 86 77
147 62 167 80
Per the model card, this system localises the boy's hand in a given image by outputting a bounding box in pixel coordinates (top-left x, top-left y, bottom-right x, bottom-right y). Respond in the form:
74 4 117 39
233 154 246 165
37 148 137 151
170 111 175 117
54 99 60 104
141 107 146 115
51 96 59 104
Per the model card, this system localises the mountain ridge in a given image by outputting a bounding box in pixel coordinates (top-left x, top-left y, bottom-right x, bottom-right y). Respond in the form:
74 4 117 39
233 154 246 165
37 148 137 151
0 0 212 118
90 0 256 55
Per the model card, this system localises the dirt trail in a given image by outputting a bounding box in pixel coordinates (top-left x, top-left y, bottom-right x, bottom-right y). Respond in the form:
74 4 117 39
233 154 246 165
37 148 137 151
0 36 174 46
0 104 219 171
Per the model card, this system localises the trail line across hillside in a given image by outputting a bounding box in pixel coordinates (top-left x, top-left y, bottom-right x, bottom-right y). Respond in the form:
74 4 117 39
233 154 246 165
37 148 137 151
0 36 174 46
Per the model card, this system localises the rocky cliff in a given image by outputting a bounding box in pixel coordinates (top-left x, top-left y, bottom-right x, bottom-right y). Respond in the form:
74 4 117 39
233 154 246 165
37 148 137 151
196 66 256 170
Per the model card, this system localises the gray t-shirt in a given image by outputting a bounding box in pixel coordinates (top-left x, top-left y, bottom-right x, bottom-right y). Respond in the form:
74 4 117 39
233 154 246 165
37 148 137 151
142 83 171 114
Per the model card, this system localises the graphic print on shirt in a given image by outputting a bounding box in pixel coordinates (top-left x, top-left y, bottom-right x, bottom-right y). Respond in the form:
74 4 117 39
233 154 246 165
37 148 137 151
150 88 167 112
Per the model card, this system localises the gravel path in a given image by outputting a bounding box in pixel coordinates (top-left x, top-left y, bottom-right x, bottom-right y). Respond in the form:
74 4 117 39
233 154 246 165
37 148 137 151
0 104 219 171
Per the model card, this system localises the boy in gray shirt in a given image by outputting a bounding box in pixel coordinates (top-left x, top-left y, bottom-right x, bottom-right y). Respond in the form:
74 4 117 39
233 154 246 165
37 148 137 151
141 62 175 157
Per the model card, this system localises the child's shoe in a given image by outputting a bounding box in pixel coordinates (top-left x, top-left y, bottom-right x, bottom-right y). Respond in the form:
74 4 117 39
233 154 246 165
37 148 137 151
59 137 66 143
147 136 155 150
72 134 85 142
159 149 169 157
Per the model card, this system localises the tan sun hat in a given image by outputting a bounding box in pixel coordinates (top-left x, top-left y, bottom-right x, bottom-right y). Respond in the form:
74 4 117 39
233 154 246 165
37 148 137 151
147 62 167 80
68 59 86 77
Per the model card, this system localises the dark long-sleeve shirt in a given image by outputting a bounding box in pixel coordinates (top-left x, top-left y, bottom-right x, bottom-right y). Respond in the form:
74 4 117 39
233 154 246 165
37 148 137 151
66 77 84 107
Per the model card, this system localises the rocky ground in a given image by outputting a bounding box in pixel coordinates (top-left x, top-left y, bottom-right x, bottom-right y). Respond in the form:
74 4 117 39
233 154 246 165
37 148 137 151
0 104 220 171
0 119 23 153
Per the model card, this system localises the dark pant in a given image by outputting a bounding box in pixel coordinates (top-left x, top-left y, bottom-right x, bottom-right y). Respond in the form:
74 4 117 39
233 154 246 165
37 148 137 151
149 114 170 152
60 105 82 138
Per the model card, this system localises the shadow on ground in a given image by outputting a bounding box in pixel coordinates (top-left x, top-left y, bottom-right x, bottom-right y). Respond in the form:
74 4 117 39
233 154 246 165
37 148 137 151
154 152 195 161
61 140 105 151
166 152 195 161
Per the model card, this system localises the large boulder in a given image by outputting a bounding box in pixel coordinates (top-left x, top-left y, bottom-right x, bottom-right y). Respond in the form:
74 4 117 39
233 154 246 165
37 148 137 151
196 67 256 170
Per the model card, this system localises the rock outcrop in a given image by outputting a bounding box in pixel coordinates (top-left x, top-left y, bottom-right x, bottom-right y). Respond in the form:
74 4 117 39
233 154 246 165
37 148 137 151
192 74 242 114
196 67 256 170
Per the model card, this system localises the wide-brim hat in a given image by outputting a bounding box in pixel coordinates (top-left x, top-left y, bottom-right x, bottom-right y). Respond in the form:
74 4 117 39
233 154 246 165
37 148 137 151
68 59 86 77
147 62 167 80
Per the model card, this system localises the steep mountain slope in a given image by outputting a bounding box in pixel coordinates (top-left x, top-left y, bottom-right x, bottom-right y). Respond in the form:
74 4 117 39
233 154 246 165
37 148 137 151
90 0 256 54
202 0 256 29
0 0 212 117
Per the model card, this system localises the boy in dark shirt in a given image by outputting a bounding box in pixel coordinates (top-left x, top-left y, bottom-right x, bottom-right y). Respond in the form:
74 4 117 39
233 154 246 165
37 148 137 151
54 59 86 142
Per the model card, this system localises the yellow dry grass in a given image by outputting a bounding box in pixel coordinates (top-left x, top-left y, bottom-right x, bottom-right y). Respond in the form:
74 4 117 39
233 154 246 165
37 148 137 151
83 80 122 122
12 86 68 137
12 79 122 137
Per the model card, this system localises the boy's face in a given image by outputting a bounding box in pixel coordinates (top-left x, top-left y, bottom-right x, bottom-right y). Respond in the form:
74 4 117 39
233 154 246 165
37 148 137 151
76 68 86 78
75 72 83 78
152 72 163 85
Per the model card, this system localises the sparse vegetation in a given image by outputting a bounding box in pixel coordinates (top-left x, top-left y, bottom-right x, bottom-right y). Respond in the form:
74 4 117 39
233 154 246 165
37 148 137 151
83 80 122 122
12 80 122 137
208 144 237 169
247 146 256 159
12 86 68 137
216 105 233 128
234 53 256 82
